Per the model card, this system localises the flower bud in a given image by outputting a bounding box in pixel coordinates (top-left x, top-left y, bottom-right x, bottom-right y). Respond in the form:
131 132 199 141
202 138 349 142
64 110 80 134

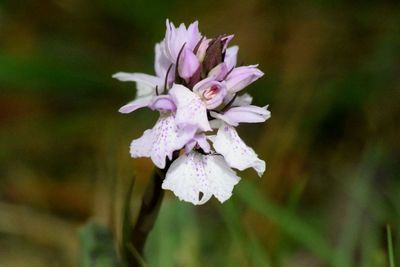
178 48 201 83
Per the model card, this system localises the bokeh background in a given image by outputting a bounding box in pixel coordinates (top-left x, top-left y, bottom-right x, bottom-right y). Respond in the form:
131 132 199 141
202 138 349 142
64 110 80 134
1 0 399 266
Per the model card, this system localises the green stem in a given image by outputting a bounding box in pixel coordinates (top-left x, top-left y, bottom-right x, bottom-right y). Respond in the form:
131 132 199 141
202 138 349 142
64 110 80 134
126 169 165 267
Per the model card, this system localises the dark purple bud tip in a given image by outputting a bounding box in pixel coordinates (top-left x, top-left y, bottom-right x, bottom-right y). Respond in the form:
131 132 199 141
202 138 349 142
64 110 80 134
202 35 224 75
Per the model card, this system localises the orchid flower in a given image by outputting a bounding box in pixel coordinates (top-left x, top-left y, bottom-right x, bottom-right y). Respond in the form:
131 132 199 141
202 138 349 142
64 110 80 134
114 19 270 205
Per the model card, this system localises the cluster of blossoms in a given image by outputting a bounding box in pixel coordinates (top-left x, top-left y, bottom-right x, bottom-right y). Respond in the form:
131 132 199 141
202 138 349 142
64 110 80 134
114 20 270 205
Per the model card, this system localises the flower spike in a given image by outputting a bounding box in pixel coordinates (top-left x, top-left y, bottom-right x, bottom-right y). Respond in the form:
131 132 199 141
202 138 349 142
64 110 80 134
114 19 270 205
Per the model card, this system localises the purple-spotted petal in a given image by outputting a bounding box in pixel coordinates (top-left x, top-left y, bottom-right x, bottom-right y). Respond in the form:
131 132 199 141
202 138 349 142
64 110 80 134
169 84 211 131
130 113 182 169
162 151 240 205
213 124 266 176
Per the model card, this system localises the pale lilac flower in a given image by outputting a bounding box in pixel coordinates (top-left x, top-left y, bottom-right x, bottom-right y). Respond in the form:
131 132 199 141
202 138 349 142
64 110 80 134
114 19 271 205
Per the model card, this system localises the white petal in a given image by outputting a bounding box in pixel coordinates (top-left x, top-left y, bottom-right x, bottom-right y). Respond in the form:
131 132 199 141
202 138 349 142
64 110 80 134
215 105 271 125
213 124 265 176
162 152 212 205
209 111 238 126
162 152 240 205
224 46 239 70
209 119 223 129
233 93 253 106
136 82 154 99
129 129 154 158
155 41 172 78
205 154 241 203
119 97 153 114
130 113 183 169
169 84 211 131
112 72 163 93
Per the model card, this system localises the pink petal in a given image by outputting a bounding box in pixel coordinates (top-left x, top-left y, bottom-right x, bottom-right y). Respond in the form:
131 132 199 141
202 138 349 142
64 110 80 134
225 65 264 93
217 105 271 125
178 48 200 82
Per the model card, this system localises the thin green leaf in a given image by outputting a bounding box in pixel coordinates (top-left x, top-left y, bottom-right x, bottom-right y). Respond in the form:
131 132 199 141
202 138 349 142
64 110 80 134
387 225 396 267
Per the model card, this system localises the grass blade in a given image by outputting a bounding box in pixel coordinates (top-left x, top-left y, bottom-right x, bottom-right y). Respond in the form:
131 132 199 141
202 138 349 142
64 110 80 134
387 224 396 267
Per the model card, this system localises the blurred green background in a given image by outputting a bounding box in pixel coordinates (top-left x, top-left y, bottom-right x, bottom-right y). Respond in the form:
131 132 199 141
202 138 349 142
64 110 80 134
1 0 399 266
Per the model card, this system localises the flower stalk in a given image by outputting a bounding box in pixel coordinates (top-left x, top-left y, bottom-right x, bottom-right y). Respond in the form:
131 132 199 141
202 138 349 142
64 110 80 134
125 151 178 267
